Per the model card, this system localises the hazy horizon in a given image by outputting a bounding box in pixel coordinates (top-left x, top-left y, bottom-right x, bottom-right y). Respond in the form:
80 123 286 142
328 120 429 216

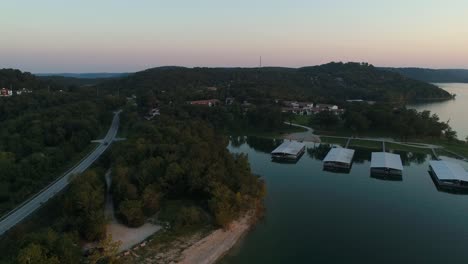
2 0 468 73
28 64 468 75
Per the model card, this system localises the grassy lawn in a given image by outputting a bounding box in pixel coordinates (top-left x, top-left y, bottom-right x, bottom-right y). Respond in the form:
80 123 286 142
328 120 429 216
348 139 383 150
229 124 306 139
319 136 348 146
290 115 311 126
315 127 399 138
386 142 433 155
410 138 468 158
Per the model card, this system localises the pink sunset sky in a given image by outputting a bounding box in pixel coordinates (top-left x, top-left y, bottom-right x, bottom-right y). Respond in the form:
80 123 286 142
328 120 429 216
1 0 467 73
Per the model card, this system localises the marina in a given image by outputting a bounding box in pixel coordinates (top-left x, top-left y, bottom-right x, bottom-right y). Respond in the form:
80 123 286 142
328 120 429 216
323 147 355 172
271 140 305 161
429 160 468 191
370 152 403 176
225 137 468 264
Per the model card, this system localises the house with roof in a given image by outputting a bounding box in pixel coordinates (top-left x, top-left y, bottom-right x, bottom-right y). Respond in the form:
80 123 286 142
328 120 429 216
0 88 13 97
189 99 220 107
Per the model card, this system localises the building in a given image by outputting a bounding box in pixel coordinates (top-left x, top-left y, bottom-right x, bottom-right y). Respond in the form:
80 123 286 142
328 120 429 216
316 104 338 110
189 99 220 107
0 88 13 97
429 160 468 191
281 101 344 116
346 99 376 105
370 152 403 176
144 108 160 120
281 101 315 115
225 97 235 105
271 141 305 161
323 147 355 171
16 88 32 95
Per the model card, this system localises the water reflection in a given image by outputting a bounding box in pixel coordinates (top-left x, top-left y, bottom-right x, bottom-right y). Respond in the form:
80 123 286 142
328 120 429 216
232 136 284 153
230 135 247 147
370 172 403 181
352 147 373 164
392 150 428 165
229 138 466 195
237 136 430 165
306 144 332 160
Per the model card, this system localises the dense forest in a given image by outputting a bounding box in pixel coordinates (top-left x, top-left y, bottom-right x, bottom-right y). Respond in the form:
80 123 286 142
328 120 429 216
0 92 117 215
305 102 455 141
0 69 60 91
382 67 468 83
0 69 126 215
2 108 266 264
98 62 452 103
110 110 265 229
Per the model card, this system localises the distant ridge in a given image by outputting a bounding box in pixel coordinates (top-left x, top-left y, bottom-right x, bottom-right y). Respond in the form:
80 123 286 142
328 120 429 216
35 72 131 79
97 62 453 102
380 67 468 83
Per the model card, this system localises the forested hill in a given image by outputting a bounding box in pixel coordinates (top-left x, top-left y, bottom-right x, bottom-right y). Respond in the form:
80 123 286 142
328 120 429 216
100 62 451 102
0 69 60 91
381 67 468 83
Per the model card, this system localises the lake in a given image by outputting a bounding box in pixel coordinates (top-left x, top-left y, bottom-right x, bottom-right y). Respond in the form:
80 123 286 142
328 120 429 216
220 136 468 264
408 83 468 140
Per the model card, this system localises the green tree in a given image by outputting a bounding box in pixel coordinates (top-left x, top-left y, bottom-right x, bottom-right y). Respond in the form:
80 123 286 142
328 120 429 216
87 235 122 264
17 243 60 264
142 184 162 216
445 127 457 141
64 170 106 241
118 200 145 227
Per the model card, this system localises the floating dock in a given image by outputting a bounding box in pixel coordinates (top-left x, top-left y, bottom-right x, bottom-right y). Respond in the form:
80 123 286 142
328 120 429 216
323 147 355 171
429 160 468 191
370 152 403 176
271 141 306 161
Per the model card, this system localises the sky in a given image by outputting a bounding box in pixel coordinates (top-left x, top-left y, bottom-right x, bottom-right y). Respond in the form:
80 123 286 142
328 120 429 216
1 0 468 73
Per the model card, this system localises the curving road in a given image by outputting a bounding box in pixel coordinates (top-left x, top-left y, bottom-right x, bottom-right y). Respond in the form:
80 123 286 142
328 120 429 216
283 122 321 142
0 110 122 236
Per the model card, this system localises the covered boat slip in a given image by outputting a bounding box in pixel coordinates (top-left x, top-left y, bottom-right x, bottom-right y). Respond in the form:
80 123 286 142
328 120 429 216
271 140 306 161
370 152 403 176
323 147 355 171
429 160 468 190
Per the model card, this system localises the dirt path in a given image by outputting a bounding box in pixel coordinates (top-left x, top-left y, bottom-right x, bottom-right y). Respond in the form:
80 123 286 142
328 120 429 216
104 170 162 252
177 214 252 264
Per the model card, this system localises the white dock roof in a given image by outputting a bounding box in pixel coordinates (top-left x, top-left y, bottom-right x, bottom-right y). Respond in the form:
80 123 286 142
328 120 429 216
323 148 355 164
371 152 403 171
271 141 305 155
430 160 468 182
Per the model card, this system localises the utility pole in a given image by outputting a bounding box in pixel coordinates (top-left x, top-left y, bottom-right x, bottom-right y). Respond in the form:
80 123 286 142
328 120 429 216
259 56 262 68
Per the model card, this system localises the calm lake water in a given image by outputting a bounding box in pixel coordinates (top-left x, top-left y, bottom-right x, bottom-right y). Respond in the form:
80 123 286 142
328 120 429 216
408 83 468 140
220 136 468 264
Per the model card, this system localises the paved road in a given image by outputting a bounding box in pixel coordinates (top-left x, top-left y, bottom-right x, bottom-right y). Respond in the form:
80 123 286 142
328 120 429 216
0 110 122 236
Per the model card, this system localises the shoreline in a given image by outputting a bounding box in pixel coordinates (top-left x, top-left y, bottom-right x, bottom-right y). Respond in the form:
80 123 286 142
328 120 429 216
177 213 253 264
116 211 255 263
